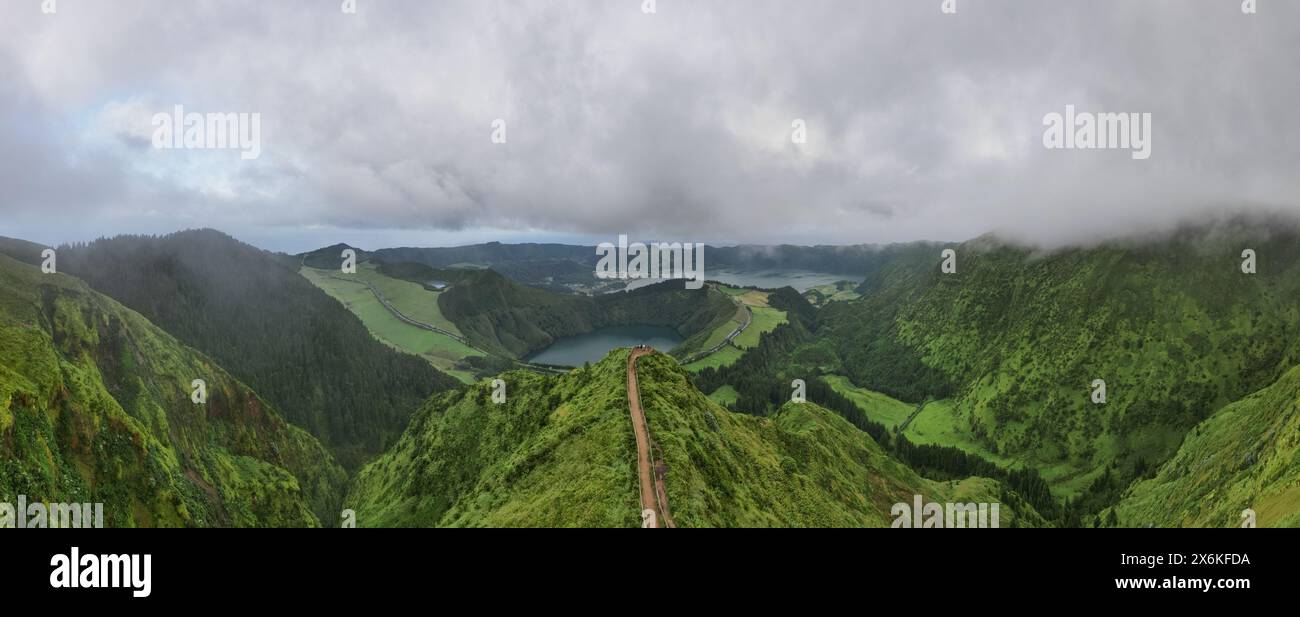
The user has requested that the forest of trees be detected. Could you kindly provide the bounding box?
[57,229,461,469]
[432,270,736,358]
[693,299,1062,524]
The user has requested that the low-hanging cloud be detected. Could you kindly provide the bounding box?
[1,0,1297,251]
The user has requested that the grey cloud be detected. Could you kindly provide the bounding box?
[1,0,1297,250]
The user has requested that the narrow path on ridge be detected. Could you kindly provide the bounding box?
[627,347,676,528]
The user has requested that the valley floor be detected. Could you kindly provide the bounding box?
[300,263,485,382]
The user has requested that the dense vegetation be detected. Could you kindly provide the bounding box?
[433,270,736,358]
[1109,364,1300,527]
[815,221,1300,505]
[370,242,600,292]
[299,262,486,383]
[0,254,345,526]
[346,351,638,526]
[373,242,593,269]
[686,219,1300,524]
[348,350,1046,527]
[692,314,1062,523]
[299,243,367,269]
[10,218,1300,528]
[52,230,461,469]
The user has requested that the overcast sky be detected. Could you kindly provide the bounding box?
[1,0,1297,252]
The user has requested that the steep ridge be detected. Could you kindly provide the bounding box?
[346,352,639,527]
[627,347,674,527]
[51,230,460,469]
[0,254,345,527]
[346,349,1046,527]
[634,352,1028,526]
[1110,365,1300,527]
[817,221,1300,496]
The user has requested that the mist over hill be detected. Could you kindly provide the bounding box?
[50,230,462,469]
[3,215,1299,528]
[713,218,1300,520]
[0,253,345,527]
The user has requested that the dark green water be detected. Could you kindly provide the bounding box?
[526,325,683,367]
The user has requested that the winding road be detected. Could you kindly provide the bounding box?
[329,275,477,345]
[628,346,676,528]
[328,273,567,373]
[896,398,932,433]
[680,301,753,365]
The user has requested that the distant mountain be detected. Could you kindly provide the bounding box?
[0,254,345,526]
[368,240,929,273]
[358,240,926,292]
[54,230,461,469]
[708,242,942,275]
[368,242,598,292]
[299,243,368,269]
[371,241,593,269]
[346,349,1046,527]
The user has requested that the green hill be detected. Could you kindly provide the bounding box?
[367,242,602,292]
[321,256,737,361]
[299,262,486,383]
[51,230,461,469]
[1109,365,1300,528]
[0,236,49,266]
[0,254,345,527]
[346,349,1045,527]
[815,219,1300,498]
[298,243,367,269]
[431,270,736,359]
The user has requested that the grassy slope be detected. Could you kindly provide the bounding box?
[821,224,1300,497]
[639,353,1045,527]
[902,398,1024,473]
[679,285,787,370]
[52,230,457,470]
[1111,365,1300,527]
[822,374,915,429]
[346,353,639,527]
[367,270,460,333]
[304,260,738,380]
[432,268,737,359]
[806,281,862,306]
[694,305,748,352]
[733,306,788,349]
[683,346,744,373]
[0,255,345,527]
[300,264,483,383]
[348,350,1045,527]
[707,385,740,407]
